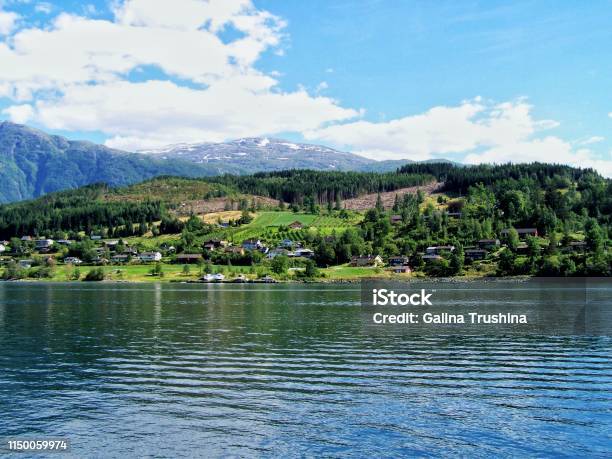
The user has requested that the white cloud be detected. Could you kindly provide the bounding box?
[0,0,358,150]
[34,2,52,14]
[0,8,19,35]
[2,103,33,123]
[306,98,612,177]
[578,136,604,146]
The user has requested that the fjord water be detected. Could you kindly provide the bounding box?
[0,283,610,457]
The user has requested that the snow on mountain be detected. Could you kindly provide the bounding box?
[137,137,376,173]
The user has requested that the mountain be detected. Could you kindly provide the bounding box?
[141,138,463,173]
[139,137,375,173]
[0,122,216,204]
[0,122,453,203]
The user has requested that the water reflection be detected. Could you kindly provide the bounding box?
[0,283,610,457]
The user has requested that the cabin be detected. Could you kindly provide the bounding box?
[242,239,262,251]
[293,248,315,258]
[64,257,82,265]
[391,265,411,274]
[422,254,443,263]
[56,239,73,246]
[288,221,305,230]
[501,228,538,239]
[176,254,203,264]
[426,245,455,256]
[350,255,384,267]
[390,215,403,225]
[139,252,162,262]
[478,239,500,250]
[465,249,487,261]
[388,255,411,266]
[20,236,32,242]
[104,240,120,250]
[91,256,109,265]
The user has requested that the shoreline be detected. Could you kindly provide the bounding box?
[0,275,540,285]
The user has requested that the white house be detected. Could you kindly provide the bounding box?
[293,248,315,258]
[139,252,162,262]
[0,244,5,253]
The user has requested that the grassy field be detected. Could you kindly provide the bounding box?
[23,263,262,283]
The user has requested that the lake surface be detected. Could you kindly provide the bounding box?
[0,282,611,457]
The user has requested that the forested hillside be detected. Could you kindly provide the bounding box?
[0,163,609,278]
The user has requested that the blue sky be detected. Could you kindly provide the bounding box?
[0,0,610,174]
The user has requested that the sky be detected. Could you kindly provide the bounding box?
[0,0,611,175]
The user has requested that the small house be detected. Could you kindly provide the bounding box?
[176,254,203,264]
[0,244,5,254]
[422,254,443,263]
[111,254,130,264]
[225,246,245,256]
[391,265,411,274]
[388,255,410,266]
[288,221,305,230]
[350,255,384,267]
[390,215,403,225]
[501,228,538,239]
[20,236,32,242]
[57,239,73,246]
[64,257,83,265]
[478,239,500,250]
[465,249,487,261]
[293,248,315,258]
[104,240,120,250]
[445,212,462,219]
[139,252,162,262]
[203,239,228,250]
[426,245,455,256]
[91,256,109,265]
[35,239,54,249]
[242,239,262,251]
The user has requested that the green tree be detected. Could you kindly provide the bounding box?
[271,255,289,275]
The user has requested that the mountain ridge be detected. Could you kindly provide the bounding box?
[0,122,454,203]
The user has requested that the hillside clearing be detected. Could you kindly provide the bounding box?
[342,181,442,210]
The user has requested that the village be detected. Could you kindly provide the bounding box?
[0,205,587,283]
